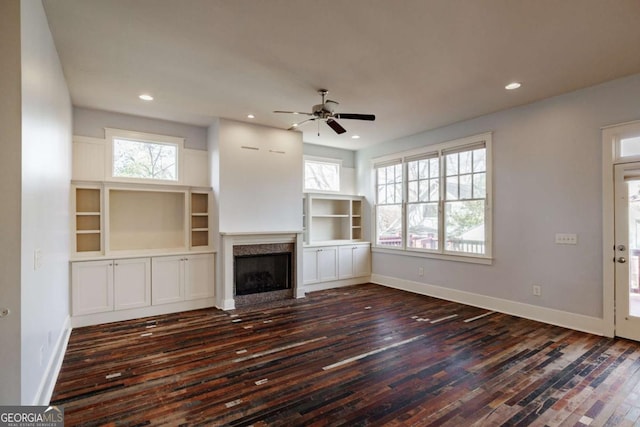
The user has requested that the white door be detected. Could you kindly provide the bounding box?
[303,248,319,284]
[113,258,151,310]
[318,246,338,282]
[151,255,184,305]
[338,246,354,279]
[614,162,640,341]
[353,244,371,277]
[184,253,215,300]
[71,260,113,315]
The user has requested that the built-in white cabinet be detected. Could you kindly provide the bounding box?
[338,244,371,279]
[152,253,215,305]
[303,246,339,285]
[72,257,151,316]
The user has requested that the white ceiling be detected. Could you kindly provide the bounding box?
[42,0,640,150]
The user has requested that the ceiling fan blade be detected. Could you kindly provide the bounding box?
[326,118,347,134]
[274,110,313,116]
[334,113,375,121]
[287,117,316,131]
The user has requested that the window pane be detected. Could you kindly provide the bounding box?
[429,158,439,178]
[418,180,430,202]
[378,167,387,184]
[473,149,486,172]
[394,183,402,203]
[621,137,640,157]
[419,159,429,179]
[446,176,459,200]
[459,174,473,199]
[376,205,403,247]
[113,138,177,181]
[459,151,472,174]
[394,164,403,182]
[408,162,418,181]
[445,200,485,254]
[428,179,439,202]
[408,203,439,250]
[446,153,458,176]
[408,181,418,203]
[473,173,486,199]
[305,161,340,191]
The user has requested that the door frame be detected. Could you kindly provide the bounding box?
[602,119,640,338]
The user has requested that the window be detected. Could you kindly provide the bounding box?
[374,133,492,261]
[105,128,183,183]
[304,157,341,192]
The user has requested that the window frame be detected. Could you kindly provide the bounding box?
[105,128,184,185]
[303,156,342,193]
[372,132,493,264]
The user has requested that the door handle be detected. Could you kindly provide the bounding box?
[617,257,627,263]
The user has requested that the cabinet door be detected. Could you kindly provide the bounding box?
[353,244,371,277]
[152,256,184,305]
[72,260,113,315]
[338,246,355,279]
[114,258,151,310]
[303,248,319,284]
[184,253,215,300]
[317,246,338,282]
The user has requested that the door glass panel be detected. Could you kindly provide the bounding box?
[628,179,640,317]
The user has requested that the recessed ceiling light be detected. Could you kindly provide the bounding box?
[291,123,298,128]
[351,135,361,139]
[247,114,255,119]
[505,82,522,90]
[139,94,154,101]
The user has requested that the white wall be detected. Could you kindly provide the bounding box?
[0,0,23,405]
[357,73,640,324]
[20,0,72,404]
[213,119,303,233]
[73,107,208,150]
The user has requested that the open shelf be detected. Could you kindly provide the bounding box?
[75,187,102,253]
[190,192,210,248]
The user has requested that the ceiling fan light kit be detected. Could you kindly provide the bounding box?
[274,89,375,136]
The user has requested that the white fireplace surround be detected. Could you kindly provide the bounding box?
[220,232,305,310]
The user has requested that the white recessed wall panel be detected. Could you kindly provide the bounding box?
[216,119,303,233]
[108,190,185,251]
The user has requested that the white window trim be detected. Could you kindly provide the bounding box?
[303,155,343,193]
[371,132,493,263]
[105,128,185,185]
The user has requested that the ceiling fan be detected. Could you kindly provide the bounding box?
[274,89,375,135]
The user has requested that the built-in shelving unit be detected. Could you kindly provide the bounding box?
[74,187,102,253]
[305,193,364,244]
[72,182,213,258]
[190,192,210,248]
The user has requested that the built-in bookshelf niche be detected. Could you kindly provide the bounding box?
[109,189,186,251]
[305,193,364,244]
[75,187,101,253]
[190,192,209,248]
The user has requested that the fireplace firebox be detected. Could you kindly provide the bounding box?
[234,252,291,296]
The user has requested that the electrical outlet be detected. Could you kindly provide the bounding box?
[418,267,424,277]
[532,285,542,296]
[555,233,577,245]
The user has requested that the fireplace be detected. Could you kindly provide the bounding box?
[235,252,291,295]
[220,232,304,310]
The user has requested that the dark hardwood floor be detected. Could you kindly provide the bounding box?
[52,284,640,426]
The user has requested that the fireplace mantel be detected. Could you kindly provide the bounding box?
[219,232,305,310]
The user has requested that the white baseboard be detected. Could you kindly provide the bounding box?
[34,315,71,405]
[371,274,605,336]
[303,276,371,294]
